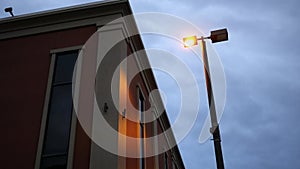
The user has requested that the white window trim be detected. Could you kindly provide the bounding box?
[34,46,81,169]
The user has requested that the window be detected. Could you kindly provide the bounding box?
[172,160,176,169]
[40,50,78,169]
[138,88,145,169]
[164,152,168,169]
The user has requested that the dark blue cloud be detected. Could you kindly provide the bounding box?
[1,0,299,169]
[129,0,300,169]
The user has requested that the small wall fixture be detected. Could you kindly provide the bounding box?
[103,102,108,113]
[4,7,14,17]
[122,108,126,119]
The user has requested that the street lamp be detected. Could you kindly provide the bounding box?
[183,28,228,169]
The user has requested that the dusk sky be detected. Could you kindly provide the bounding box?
[1,0,299,169]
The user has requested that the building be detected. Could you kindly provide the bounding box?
[0,1,185,169]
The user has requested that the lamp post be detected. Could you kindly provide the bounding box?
[183,28,228,169]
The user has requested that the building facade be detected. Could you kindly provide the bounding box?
[0,1,185,169]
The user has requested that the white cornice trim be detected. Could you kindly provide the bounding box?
[0,0,129,40]
[0,0,127,23]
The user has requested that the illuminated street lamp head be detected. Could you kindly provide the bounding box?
[183,28,228,47]
[183,36,198,48]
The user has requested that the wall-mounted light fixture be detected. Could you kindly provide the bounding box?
[4,7,14,17]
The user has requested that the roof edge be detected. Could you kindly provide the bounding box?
[0,0,128,23]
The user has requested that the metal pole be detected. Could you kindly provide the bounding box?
[200,37,225,169]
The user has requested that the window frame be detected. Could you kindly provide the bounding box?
[34,46,81,169]
[164,152,169,169]
[137,85,146,169]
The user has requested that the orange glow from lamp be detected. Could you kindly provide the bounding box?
[183,36,198,48]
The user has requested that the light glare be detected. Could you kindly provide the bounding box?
[183,36,197,48]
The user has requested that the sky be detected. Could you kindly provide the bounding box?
[1,0,300,169]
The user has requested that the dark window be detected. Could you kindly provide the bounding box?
[139,88,145,169]
[53,52,78,84]
[164,153,168,169]
[40,51,78,169]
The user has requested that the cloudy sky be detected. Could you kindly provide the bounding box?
[1,0,300,169]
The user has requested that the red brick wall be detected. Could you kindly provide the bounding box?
[0,26,96,169]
